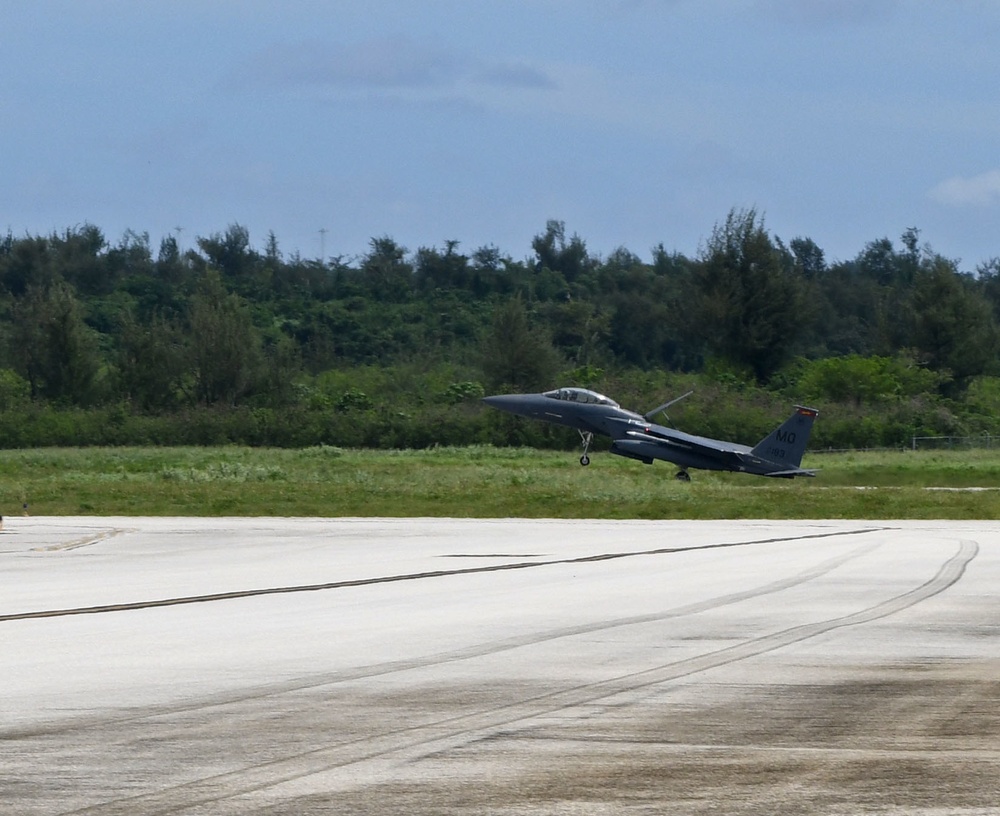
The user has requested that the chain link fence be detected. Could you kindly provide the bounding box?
[910,434,996,451]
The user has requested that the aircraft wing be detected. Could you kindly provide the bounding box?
[633,426,740,457]
[611,428,739,470]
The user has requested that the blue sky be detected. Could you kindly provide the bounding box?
[4,0,1000,269]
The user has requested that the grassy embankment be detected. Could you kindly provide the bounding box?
[2,446,999,519]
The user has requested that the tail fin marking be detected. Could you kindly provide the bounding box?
[750,405,819,468]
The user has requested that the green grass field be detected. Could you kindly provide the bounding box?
[2,445,999,519]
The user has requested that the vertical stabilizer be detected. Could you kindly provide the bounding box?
[750,406,818,467]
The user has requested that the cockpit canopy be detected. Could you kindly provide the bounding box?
[543,387,619,407]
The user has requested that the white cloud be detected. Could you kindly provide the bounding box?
[929,170,1000,207]
[237,38,460,89]
[237,38,554,93]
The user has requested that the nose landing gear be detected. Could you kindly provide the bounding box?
[578,430,593,466]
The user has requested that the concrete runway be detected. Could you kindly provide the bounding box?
[2,517,998,815]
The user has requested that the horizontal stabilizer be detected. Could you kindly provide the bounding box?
[765,467,818,478]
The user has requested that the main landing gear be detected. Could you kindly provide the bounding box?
[578,430,593,466]
[674,470,691,482]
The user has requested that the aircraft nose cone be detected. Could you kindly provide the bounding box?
[482,394,532,416]
[482,394,516,409]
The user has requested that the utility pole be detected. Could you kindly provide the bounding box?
[319,228,328,263]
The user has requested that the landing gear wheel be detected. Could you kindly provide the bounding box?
[580,455,590,466]
[675,470,691,482]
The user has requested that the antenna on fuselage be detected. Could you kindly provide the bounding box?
[644,390,693,424]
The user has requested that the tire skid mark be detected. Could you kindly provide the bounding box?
[31,527,135,553]
[1,526,883,623]
[62,536,979,816]
[5,537,882,741]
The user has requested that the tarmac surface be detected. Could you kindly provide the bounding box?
[2,516,999,815]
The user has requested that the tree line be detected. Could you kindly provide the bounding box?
[2,208,1000,450]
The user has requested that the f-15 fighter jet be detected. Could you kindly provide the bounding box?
[483,387,818,481]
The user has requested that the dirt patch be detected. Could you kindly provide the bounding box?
[272,661,1000,815]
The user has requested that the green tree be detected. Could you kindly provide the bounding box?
[0,234,60,296]
[0,367,30,409]
[692,208,807,381]
[9,281,102,404]
[361,236,412,301]
[532,220,591,287]
[116,310,186,411]
[973,257,1000,321]
[795,353,947,407]
[155,233,189,286]
[789,236,826,279]
[414,240,469,291]
[607,292,670,367]
[257,334,302,408]
[480,295,561,390]
[196,223,255,280]
[849,234,922,354]
[187,272,263,406]
[911,256,998,392]
[543,299,610,366]
[107,230,153,279]
[797,355,900,406]
[53,224,114,297]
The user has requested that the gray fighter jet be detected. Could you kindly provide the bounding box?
[483,387,818,480]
